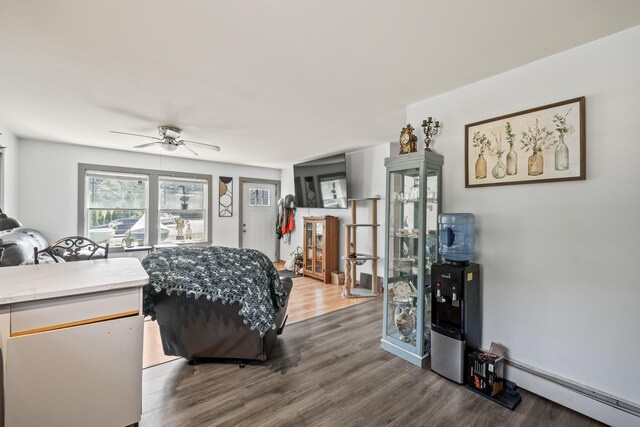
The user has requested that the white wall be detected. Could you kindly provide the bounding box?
[16,139,280,248]
[280,143,396,279]
[0,126,19,216]
[407,27,640,425]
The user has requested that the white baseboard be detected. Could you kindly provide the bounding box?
[506,363,639,426]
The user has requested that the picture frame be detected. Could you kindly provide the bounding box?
[465,97,585,188]
[218,176,233,217]
[317,172,348,209]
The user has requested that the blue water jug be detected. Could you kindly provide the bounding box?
[438,213,475,262]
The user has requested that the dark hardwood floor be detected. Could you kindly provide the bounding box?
[141,299,602,427]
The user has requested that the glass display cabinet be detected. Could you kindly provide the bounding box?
[381,151,443,367]
[302,216,339,283]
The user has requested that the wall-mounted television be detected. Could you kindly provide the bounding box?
[293,153,348,209]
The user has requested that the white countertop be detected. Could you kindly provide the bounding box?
[0,258,149,305]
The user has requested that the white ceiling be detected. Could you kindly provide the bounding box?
[0,1,639,168]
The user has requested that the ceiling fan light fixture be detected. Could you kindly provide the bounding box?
[160,126,181,140]
[111,126,219,155]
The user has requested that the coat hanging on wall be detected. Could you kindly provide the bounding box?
[219,176,233,217]
[277,194,296,244]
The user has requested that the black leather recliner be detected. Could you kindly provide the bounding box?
[152,277,293,362]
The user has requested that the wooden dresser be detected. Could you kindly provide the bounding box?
[302,216,339,283]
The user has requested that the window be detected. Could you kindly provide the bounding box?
[85,171,148,247]
[159,177,208,243]
[79,164,212,249]
[249,188,270,207]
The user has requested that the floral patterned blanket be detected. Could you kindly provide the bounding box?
[142,246,288,336]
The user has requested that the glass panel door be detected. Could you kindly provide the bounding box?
[314,222,324,274]
[424,168,439,354]
[382,151,444,366]
[386,167,420,349]
[425,170,439,275]
[305,222,313,270]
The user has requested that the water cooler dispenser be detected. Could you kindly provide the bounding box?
[431,213,480,384]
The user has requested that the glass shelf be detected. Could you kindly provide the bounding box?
[388,270,418,278]
[390,200,438,204]
[390,234,420,239]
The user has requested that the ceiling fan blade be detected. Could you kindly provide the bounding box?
[133,142,159,149]
[181,144,199,156]
[181,140,221,151]
[110,130,161,140]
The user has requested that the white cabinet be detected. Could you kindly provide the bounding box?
[6,315,143,427]
[0,259,148,427]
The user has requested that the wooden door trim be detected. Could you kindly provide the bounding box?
[238,177,281,262]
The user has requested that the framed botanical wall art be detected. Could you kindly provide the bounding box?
[465,97,585,187]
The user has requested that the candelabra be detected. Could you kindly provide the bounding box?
[421,117,441,152]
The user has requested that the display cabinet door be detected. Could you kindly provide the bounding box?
[382,152,444,366]
[423,167,440,354]
[305,222,313,271]
[314,222,324,275]
[385,167,421,351]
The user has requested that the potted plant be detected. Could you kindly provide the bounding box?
[472,131,491,179]
[552,108,574,171]
[123,229,135,248]
[180,194,190,210]
[490,130,507,179]
[520,119,556,176]
[505,121,518,175]
[179,185,190,210]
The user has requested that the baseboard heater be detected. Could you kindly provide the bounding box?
[506,358,640,418]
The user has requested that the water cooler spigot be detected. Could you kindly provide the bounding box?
[436,288,446,303]
[452,291,459,307]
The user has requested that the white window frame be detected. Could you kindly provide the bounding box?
[78,164,213,251]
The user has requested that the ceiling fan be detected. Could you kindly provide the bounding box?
[110,126,220,156]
